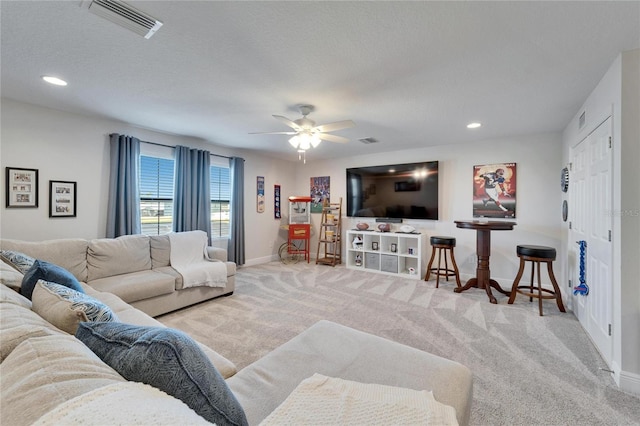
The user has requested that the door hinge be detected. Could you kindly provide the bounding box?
[608,230,612,242]
[608,324,612,336]
[608,136,612,149]
[568,279,572,288]
[569,162,573,171]
[569,221,572,229]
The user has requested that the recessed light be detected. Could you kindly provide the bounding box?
[467,122,482,129]
[42,76,68,86]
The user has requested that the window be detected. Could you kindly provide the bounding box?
[210,165,230,238]
[139,146,231,238]
[140,155,174,235]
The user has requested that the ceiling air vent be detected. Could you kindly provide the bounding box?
[359,137,379,144]
[88,0,163,39]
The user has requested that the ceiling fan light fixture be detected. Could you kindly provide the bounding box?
[298,133,312,150]
[310,133,322,148]
[289,135,300,148]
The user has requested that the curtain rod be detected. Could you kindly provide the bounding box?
[140,140,232,160]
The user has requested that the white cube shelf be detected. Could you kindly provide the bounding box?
[346,230,426,279]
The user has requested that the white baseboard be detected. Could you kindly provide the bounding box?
[242,254,278,267]
[617,367,640,396]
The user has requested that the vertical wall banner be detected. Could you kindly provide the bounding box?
[473,163,517,218]
[257,176,265,213]
[310,176,330,213]
[274,184,281,219]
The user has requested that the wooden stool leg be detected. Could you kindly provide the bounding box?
[508,258,525,304]
[425,248,436,281]
[536,261,543,316]
[436,248,443,288]
[547,261,566,313]
[449,248,461,288]
[443,249,450,282]
[529,262,535,302]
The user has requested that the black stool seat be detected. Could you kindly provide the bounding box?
[517,245,556,259]
[508,244,565,316]
[425,236,461,289]
[431,236,456,246]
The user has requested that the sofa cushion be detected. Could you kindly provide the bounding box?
[21,259,85,300]
[0,249,36,274]
[1,239,89,282]
[76,322,248,426]
[0,335,126,426]
[0,286,65,361]
[1,260,25,291]
[88,270,176,303]
[32,281,118,334]
[87,234,151,281]
[150,234,171,268]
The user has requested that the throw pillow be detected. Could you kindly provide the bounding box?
[21,259,84,300]
[75,322,248,426]
[0,250,36,274]
[31,281,118,334]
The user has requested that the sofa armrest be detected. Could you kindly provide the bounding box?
[206,247,228,262]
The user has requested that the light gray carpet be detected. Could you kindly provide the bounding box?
[158,261,640,425]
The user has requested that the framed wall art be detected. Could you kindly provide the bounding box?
[49,180,76,217]
[274,184,281,219]
[257,176,265,213]
[5,167,38,208]
[310,176,330,213]
[473,163,517,218]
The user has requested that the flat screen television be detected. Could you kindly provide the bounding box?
[346,161,439,221]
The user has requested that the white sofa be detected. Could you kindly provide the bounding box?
[1,232,235,317]
[0,243,473,425]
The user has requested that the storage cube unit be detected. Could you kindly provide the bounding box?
[346,230,426,279]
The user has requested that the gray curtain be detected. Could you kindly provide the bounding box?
[173,145,211,239]
[106,134,141,238]
[228,156,245,265]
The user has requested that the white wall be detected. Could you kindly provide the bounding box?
[294,133,563,288]
[562,49,640,395]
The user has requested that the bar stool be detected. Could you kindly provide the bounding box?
[425,236,461,289]
[508,245,566,316]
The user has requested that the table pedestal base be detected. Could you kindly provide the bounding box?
[455,277,510,304]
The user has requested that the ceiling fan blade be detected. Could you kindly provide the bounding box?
[314,120,355,133]
[249,131,297,135]
[318,133,349,144]
[272,115,302,131]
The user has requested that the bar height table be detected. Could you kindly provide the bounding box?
[454,220,516,304]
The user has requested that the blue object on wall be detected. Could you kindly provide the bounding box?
[573,240,589,296]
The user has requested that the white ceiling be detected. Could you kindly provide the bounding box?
[1,1,639,161]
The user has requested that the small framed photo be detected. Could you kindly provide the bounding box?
[49,180,76,218]
[6,167,38,208]
[372,241,379,251]
[391,243,397,253]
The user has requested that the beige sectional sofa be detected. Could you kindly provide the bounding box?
[1,233,236,317]
[0,237,474,425]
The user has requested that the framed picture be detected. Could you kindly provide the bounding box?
[5,167,38,208]
[390,243,397,253]
[49,180,76,217]
[372,241,379,251]
[310,176,330,213]
[257,176,265,213]
[274,184,281,219]
[473,163,517,218]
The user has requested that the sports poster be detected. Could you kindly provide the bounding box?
[310,176,330,213]
[257,176,265,213]
[473,163,517,218]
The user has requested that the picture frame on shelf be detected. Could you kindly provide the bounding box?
[372,241,379,251]
[5,167,38,208]
[49,180,76,218]
[390,243,397,253]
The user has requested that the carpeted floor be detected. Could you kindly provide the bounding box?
[158,261,640,425]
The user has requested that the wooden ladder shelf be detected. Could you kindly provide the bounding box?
[316,197,342,266]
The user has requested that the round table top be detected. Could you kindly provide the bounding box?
[454,220,516,230]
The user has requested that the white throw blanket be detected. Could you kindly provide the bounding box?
[33,382,210,425]
[169,230,227,288]
[260,373,459,426]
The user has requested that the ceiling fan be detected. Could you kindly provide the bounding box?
[250,104,355,151]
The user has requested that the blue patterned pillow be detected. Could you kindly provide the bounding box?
[31,281,118,334]
[0,250,36,274]
[76,322,248,426]
[21,259,84,300]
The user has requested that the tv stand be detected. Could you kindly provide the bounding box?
[346,230,426,279]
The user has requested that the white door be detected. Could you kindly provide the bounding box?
[569,117,613,365]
